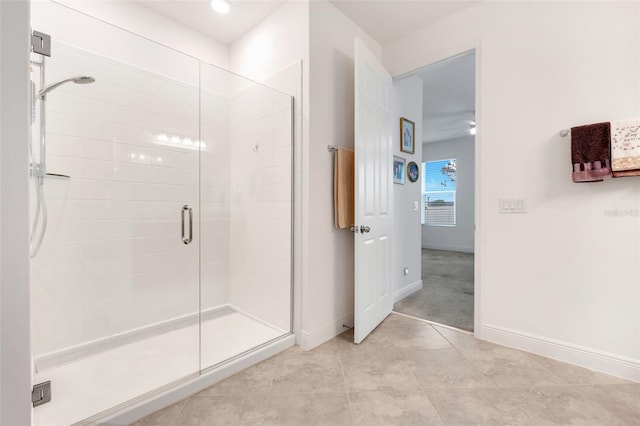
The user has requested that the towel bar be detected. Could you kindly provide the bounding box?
[327,145,353,152]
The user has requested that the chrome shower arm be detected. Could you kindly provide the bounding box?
[38,78,75,99]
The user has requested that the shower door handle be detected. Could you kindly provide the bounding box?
[181,205,193,244]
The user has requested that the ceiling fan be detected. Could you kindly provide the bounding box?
[439,119,476,135]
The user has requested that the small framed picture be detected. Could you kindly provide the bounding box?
[407,161,419,183]
[400,117,415,154]
[393,156,406,184]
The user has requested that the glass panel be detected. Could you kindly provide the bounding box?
[30,4,200,424]
[200,62,293,370]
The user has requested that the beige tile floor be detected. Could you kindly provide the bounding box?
[133,314,640,425]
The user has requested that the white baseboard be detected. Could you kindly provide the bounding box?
[481,323,640,383]
[422,243,474,253]
[393,280,423,303]
[299,314,353,351]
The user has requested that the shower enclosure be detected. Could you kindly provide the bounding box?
[30,3,293,424]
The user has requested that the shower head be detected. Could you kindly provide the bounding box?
[73,76,95,84]
[39,76,95,99]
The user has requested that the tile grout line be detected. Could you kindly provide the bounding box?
[430,319,482,369]
[396,323,451,426]
[268,354,277,393]
[265,349,283,412]
[257,354,278,422]
[337,342,357,426]
[391,311,474,335]
[427,319,511,394]
[429,323,590,392]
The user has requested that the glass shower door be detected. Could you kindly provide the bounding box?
[199,63,294,370]
[30,3,201,424]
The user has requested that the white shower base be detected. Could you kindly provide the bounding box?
[32,308,287,426]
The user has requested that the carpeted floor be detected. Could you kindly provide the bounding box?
[394,248,474,331]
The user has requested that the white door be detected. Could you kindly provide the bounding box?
[354,39,393,344]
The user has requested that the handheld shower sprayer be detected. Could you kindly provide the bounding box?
[38,76,95,99]
[30,74,95,258]
[32,75,95,179]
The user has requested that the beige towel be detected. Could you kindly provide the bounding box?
[334,148,354,229]
[611,117,640,178]
[612,169,640,177]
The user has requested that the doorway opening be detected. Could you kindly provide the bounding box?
[392,50,476,332]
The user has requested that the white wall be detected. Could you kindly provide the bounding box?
[0,0,32,423]
[228,80,293,331]
[302,0,383,348]
[229,0,308,343]
[229,1,308,83]
[392,76,423,302]
[422,136,475,253]
[55,0,228,68]
[384,1,640,380]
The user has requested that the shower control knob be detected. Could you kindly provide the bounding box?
[360,225,371,233]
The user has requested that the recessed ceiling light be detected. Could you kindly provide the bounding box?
[211,0,231,14]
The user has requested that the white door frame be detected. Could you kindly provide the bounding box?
[392,42,484,339]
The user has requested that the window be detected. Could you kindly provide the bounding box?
[422,159,456,226]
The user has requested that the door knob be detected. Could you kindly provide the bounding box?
[360,225,371,233]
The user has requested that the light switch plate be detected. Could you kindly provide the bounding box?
[499,197,526,213]
[413,201,419,211]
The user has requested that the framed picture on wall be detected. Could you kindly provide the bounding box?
[393,156,406,184]
[407,161,419,183]
[400,117,415,154]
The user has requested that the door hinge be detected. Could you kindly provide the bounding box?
[31,30,51,57]
[32,381,51,407]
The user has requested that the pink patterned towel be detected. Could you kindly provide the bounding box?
[611,117,640,178]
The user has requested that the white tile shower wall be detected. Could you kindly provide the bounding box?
[199,62,235,314]
[31,42,211,356]
[264,62,302,339]
[200,87,231,311]
[228,79,293,332]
